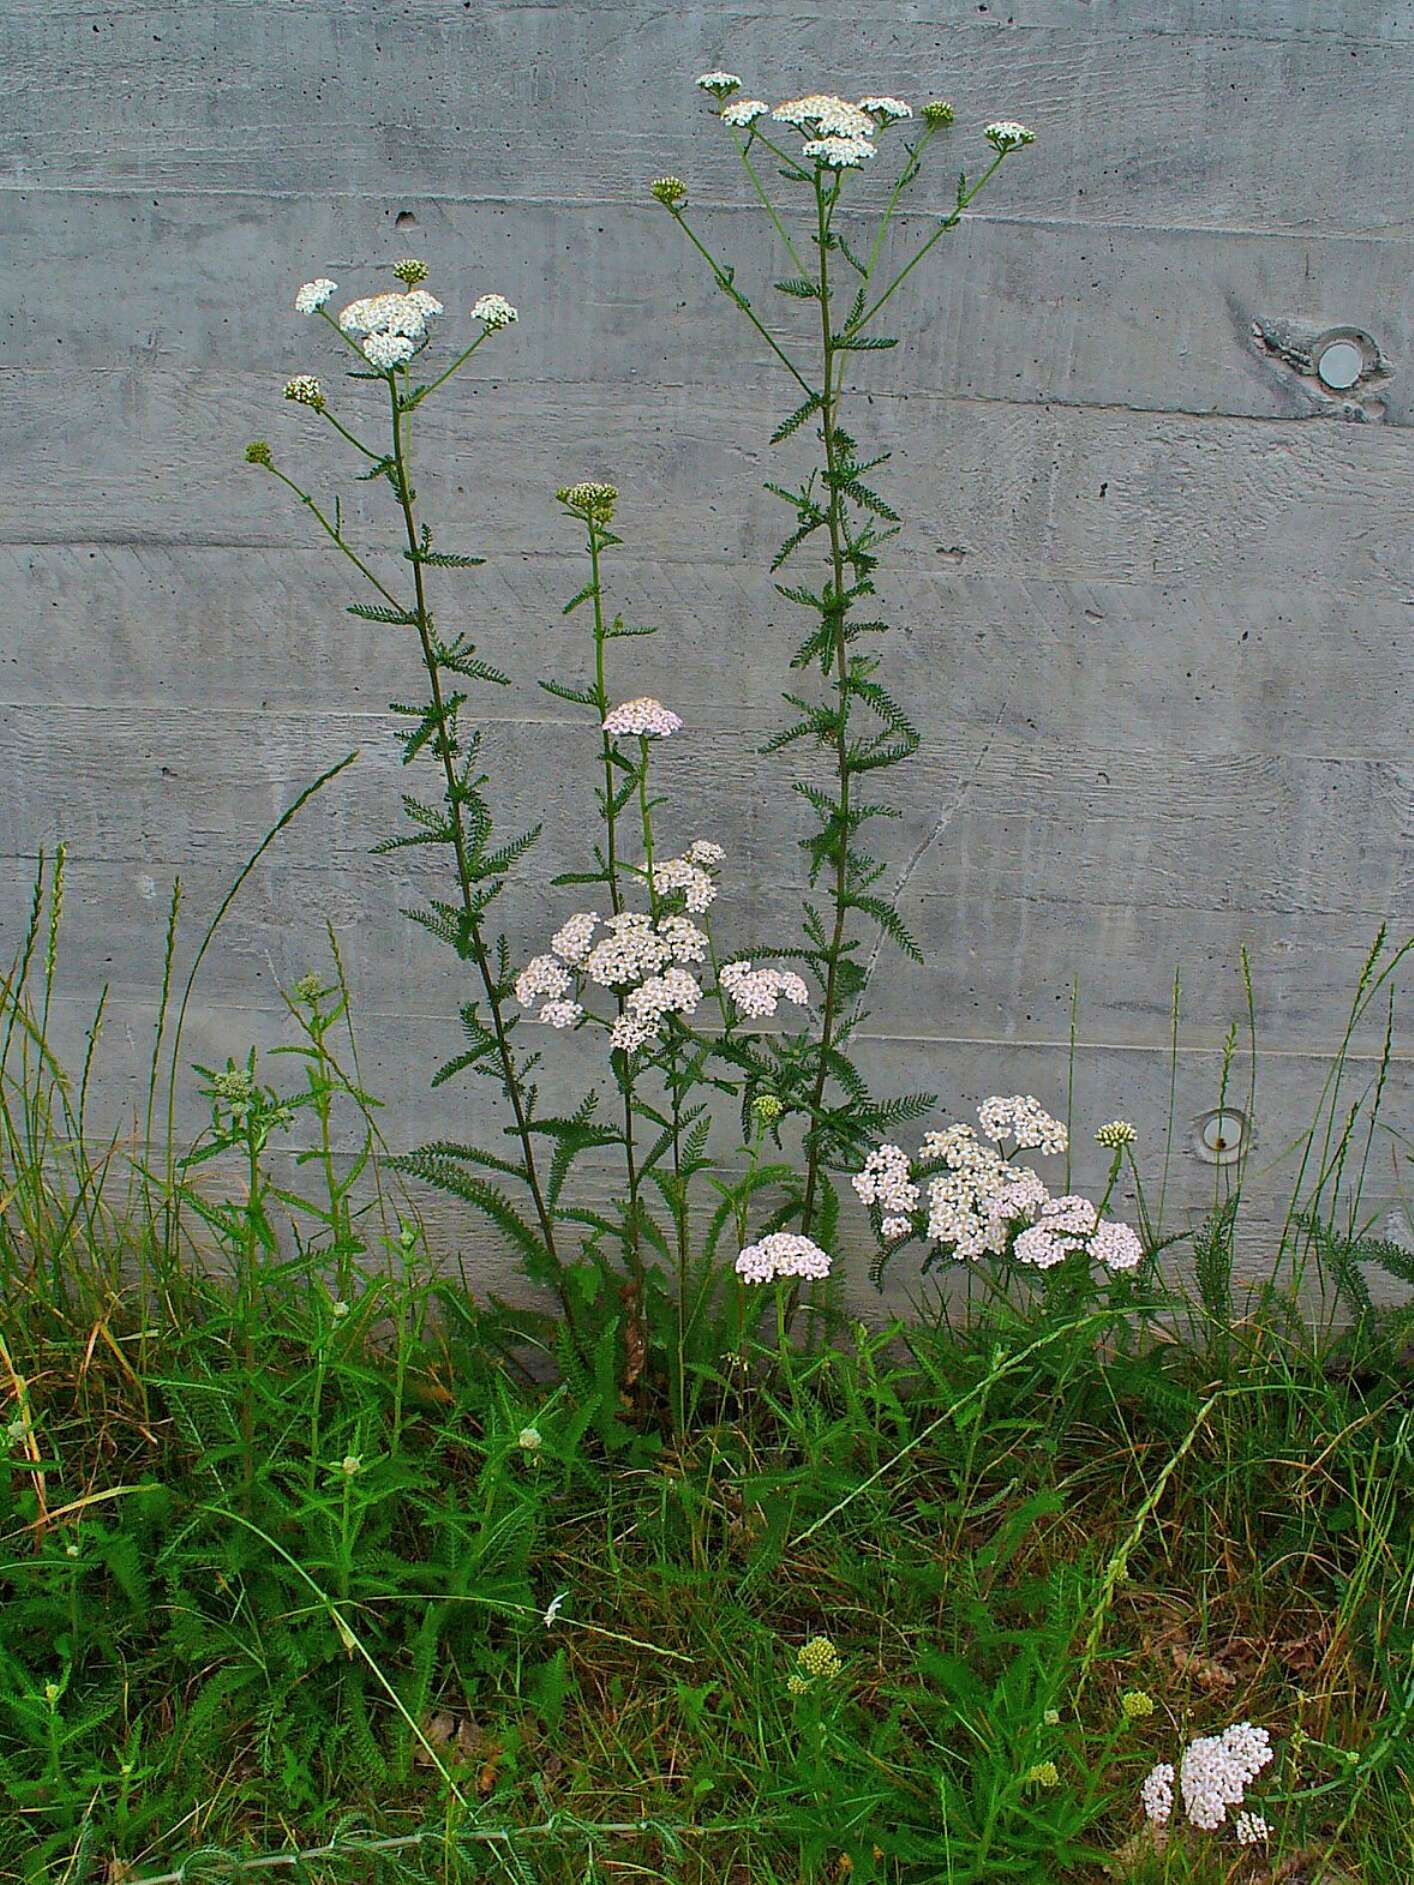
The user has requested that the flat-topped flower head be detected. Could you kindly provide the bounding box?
[1179,1723,1273,1831]
[651,855,716,912]
[922,99,955,128]
[392,257,429,285]
[686,838,725,866]
[735,1231,831,1284]
[602,696,683,739]
[339,290,438,340]
[1090,1218,1143,1271]
[696,70,742,98]
[650,175,688,208]
[978,1094,1067,1155]
[363,331,416,370]
[985,119,1035,152]
[294,277,337,314]
[515,954,570,1007]
[473,292,518,330]
[556,479,618,523]
[537,999,583,1029]
[721,97,769,128]
[803,135,877,169]
[858,95,912,122]
[774,93,876,138]
[283,374,324,409]
[550,911,599,964]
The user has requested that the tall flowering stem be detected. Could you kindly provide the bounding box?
[249,274,580,1332]
[660,89,1034,1272]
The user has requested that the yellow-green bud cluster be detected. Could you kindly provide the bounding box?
[293,971,323,1003]
[1025,1761,1060,1788]
[393,257,429,285]
[797,1636,842,1681]
[556,480,619,523]
[1121,1689,1156,1721]
[922,100,955,128]
[752,1093,784,1124]
[245,440,273,466]
[211,1067,256,1104]
[650,175,688,209]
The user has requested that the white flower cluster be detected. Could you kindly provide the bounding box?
[735,1231,831,1284]
[651,854,716,912]
[1142,1724,1274,1837]
[517,904,712,1055]
[858,95,912,122]
[984,119,1035,152]
[472,292,518,330]
[721,97,769,128]
[774,94,877,137]
[295,278,337,315]
[1140,1762,1174,1827]
[802,135,876,169]
[720,960,809,1019]
[852,1100,1143,1272]
[338,288,444,368]
[602,696,683,739]
[976,1093,1068,1154]
[696,70,742,98]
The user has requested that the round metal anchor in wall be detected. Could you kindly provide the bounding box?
[1314,330,1373,392]
[1192,1107,1252,1166]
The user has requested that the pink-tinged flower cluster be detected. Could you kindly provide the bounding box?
[651,855,716,912]
[735,1231,831,1284]
[1142,1724,1274,1837]
[1179,1723,1273,1832]
[1140,1762,1174,1828]
[720,961,810,1019]
[851,1099,1145,1274]
[602,696,682,739]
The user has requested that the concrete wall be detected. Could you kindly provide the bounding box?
[2,1,1410,1292]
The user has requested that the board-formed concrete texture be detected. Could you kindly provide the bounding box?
[2,1,1410,1299]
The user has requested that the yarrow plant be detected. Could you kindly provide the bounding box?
[655,73,1039,1289]
[1141,1722,1275,1845]
[246,77,1096,1412]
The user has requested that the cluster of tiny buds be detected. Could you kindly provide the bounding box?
[1096,1118,1138,1149]
[1024,1762,1060,1789]
[602,696,683,739]
[1121,1689,1156,1721]
[795,1635,843,1681]
[752,1092,784,1125]
[650,175,688,208]
[557,480,619,523]
[283,375,324,410]
[393,257,429,285]
[245,441,273,466]
[211,1066,256,1105]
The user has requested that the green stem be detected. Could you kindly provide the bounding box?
[859,153,1006,329]
[799,175,852,1246]
[731,134,808,274]
[586,520,644,1283]
[671,213,815,397]
[384,378,567,1302]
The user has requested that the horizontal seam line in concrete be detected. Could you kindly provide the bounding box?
[5,697,1414,764]
[4,367,1409,435]
[0,180,1409,246]
[28,989,1411,1064]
